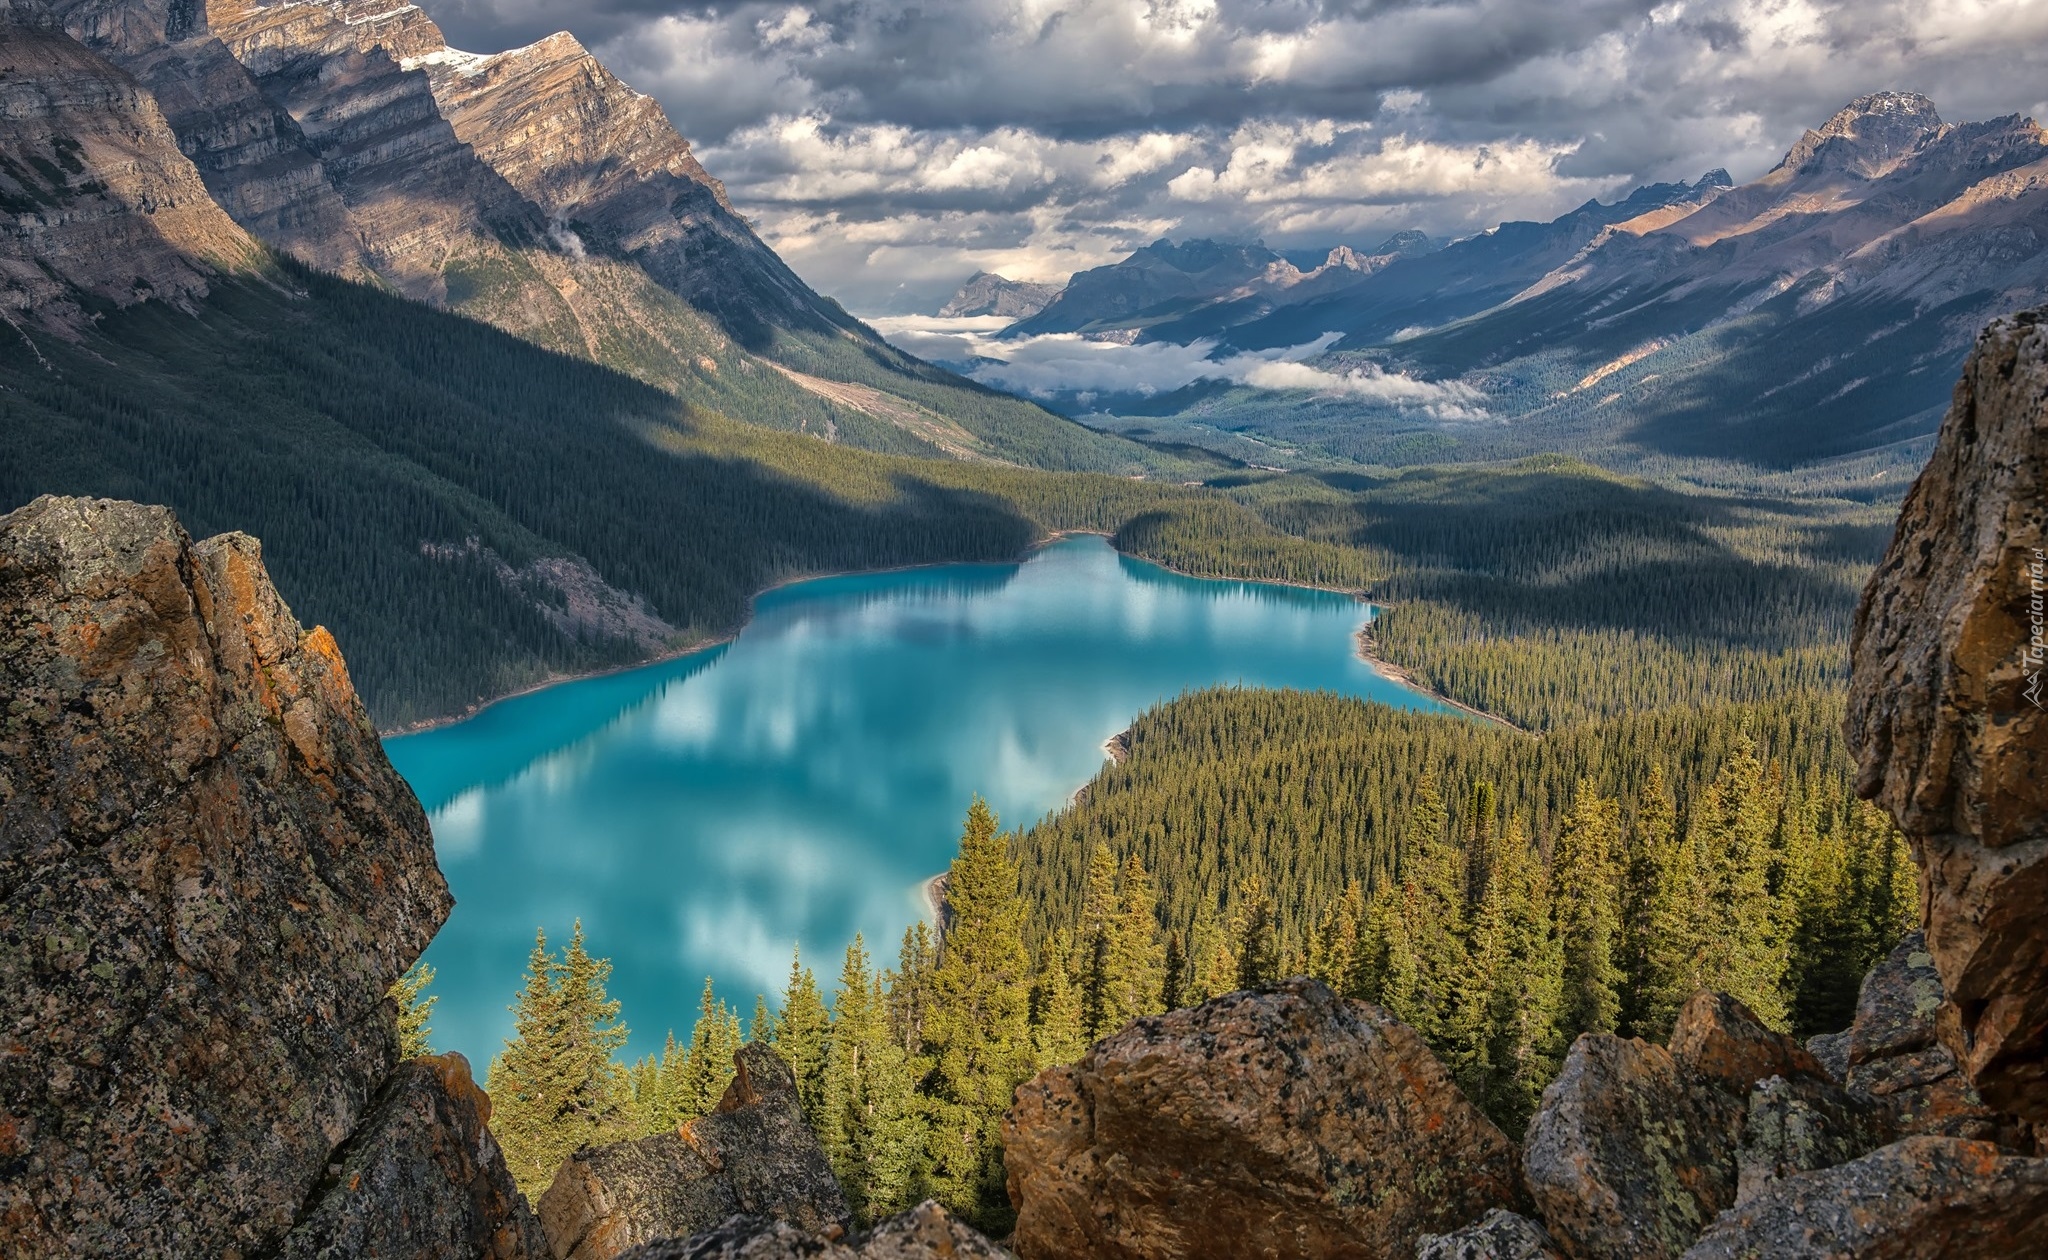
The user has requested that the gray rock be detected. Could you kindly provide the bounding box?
[1734,1074,1891,1205]
[1523,1033,1744,1260]
[1415,1209,1564,1259]
[279,1053,548,1260]
[1683,1136,2048,1259]
[538,1043,849,1260]
[1805,1031,1850,1084]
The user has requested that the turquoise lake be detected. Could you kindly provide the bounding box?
[384,535,1450,1064]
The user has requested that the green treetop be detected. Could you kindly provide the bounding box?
[391,960,437,1059]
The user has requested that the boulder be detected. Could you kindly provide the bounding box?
[1682,1136,2048,1259]
[1733,1074,1890,1205]
[538,1043,850,1259]
[616,1201,1009,1259]
[1415,1209,1565,1260]
[0,497,453,1257]
[1668,993,1828,1101]
[1522,1033,1744,1260]
[280,1052,549,1259]
[1846,306,2048,1122]
[1804,1031,1850,1083]
[1001,977,1523,1260]
[1842,933,2030,1147]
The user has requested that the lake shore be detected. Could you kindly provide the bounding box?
[1352,626,1525,732]
[378,530,1496,738]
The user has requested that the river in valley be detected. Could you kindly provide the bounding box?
[384,535,1451,1064]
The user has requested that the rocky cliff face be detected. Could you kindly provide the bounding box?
[0,495,539,1258]
[940,271,1064,320]
[0,24,256,330]
[1847,307,2048,1122]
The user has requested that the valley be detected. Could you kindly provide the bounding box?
[2,0,2044,1257]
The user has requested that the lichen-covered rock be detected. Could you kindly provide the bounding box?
[1415,1209,1565,1260]
[1805,1031,1850,1083]
[280,1052,549,1259]
[1846,306,2048,1122]
[1734,1074,1892,1205]
[1682,1136,2048,1259]
[0,497,452,1257]
[538,1043,849,1260]
[1842,933,2032,1148]
[616,1201,1009,1260]
[1002,978,1523,1260]
[1522,1033,1744,1260]
[1669,993,1828,1101]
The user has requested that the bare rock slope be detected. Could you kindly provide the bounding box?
[0,495,536,1258]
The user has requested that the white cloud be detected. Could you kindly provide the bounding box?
[865,317,1488,414]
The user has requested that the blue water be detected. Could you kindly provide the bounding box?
[384,536,1450,1064]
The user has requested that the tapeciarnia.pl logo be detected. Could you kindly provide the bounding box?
[2027,546,2046,710]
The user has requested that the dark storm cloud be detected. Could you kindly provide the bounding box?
[413,0,2048,312]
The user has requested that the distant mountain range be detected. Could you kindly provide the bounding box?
[975,93,2048,472]
[940,271,1064,319]
[0,0,1138,471]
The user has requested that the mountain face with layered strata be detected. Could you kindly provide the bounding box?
[3,0,1129,469]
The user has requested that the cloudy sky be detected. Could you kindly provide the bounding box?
[421,0,2048,314]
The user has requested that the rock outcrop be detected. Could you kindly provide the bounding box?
[1523,994,1832,1260]
[0,496,456,1256]
[1839,932,2030,1145]
[1846,306,2048,1122]
[1681,1136,2048,1260]
[1001,978,1522,1260]
[0,24,257,329]
[538,1043,850,1260]
[280,1052,549,1260]
[618,1201,1010,1260]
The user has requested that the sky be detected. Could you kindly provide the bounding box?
[420,0,2048,315]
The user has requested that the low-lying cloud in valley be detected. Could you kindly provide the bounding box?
[421,0,2048,313]
[866,318,1487,417]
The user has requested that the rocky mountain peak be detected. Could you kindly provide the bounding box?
[939,270,1063,319]
[1782,90,1946,178]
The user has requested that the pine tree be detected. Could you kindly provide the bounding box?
[1186,910,1234,1005]
[679,977,743,1118]
[1161,930,1189,1011]
[1077,843,1121,1038]
[1402,775,1467,1040]
[1617,766,1679,1038]
[1350,882,1419,1021]
[887,921,936,1059]
[776,946,832,1129]
[1690,736,1791,1027]
[1228,875,1280,989]
[1552,781,1622,1038]
[1031,930,1088,1068]
[391,960,437,1059]
[1478,820,1564,1135]
[750,994,772,1044]
[1307,880,1365,990]
[1102,852,1166,1029]
[487,925,630,1198]
[1464,780,1500,909]
[922,799,1034,1232]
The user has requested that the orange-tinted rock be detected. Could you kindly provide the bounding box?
[1681,1136,2048,1260]
[1669,992,1828,1100]
[1846,306,2048,1122]
[0,497,451,1257]
[1001,978,1522,1260]
[1522,1033,1745,1260]
[280,1052,548,1259]
[537,1044,848,1260]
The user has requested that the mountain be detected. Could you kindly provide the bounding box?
[1006,238,1293,336]
[940,270,1065,319]
[1104,93,2048,471]
[4,0,1142,471]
